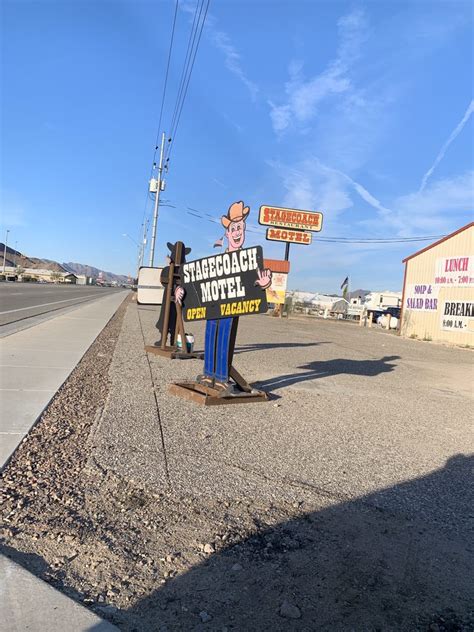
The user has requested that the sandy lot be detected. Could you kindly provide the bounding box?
[1,299,472,631]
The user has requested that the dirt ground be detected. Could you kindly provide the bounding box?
[1,298,473,631]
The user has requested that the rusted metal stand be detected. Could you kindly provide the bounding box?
[168,376,268,406]
[169,319,268,405]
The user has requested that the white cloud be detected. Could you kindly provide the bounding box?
[180,2,258,100]
[268,8,368,133]
[314,159,392,216]
[211,30,258,101]
[419,99,474,192]
[394,170,474,232]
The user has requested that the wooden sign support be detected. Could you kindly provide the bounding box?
[145,241,202,360]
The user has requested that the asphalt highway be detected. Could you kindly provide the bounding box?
[0,282,124,329]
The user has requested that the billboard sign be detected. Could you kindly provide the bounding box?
[434,256,474,286]
[181,246,268,322]
[259,205,323,232]
[441,301,474,332]
[266,271,288,304]
[404,283,439,311]
[266,227,312,245]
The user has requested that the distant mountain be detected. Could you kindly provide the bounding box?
[63,262,128,284]
[0,243,67,272]
[0,243,127,282]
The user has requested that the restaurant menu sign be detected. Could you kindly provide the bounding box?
[181,246,268,321]
[259,205,323,232]
[434,256,474,286]
[266,227,312,245]
[441,301,474,332]
[404,284,439,311]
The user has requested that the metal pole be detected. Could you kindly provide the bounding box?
[139,218,148,269]
[284,242,290,261]
[149,132,166,267]
[2,229,10,273]
[13,241,18,267]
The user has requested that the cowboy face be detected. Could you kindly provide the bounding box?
[226,219,246,251]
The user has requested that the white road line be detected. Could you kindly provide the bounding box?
[0,293,101,315]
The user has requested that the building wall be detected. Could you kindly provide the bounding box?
[401,225,474,345]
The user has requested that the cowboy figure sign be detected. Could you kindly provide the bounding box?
[175,201,271,396]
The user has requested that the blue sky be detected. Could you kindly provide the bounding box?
[2,0,473,291]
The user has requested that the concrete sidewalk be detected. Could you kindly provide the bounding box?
[0,290,128,467]
[1,556,118,632]
[1,291,126,632]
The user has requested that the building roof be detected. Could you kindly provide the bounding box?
[263,259,290,273]
[402,222,474,263]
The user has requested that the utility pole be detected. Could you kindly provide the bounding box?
[148,132,166,267]
[139,217,149,269]
[2,229,10,274]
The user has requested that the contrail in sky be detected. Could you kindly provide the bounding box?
[419,99,474,193]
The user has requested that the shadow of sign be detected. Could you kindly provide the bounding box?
[254,355,401,391]
[83,454,473,631]
[234,341,328,355]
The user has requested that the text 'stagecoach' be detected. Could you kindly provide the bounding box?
[181,246,268,321]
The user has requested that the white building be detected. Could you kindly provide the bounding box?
[364,291,402,311]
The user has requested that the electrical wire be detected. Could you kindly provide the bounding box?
[166,0,210,162]
[139,0,180,263]
[182,206,447,243]
[168,0,202,140]
[153,0,180,164]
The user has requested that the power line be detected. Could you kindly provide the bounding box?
[312,236,445,243]
[140,0,180,264]
[183,207,446,243]
[166,0,210,162]
[168,0,202,140]
[153,0,180,164]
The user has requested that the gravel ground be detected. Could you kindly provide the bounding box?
[1,299,473,632]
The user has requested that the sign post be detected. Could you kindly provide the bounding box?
[145,241,201,360]
[259,204,323,298]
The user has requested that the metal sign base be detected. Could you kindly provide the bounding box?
[169,380,268,406]
[144,345,203,360]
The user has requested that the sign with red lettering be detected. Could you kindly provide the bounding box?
[434,256,474,286]
[259,206,323,232]
[266,227,312,245]
[404,284,439,311]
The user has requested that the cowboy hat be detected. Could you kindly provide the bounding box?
[221,201,250,228]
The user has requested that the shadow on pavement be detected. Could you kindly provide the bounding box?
[255,355,400,391]
[234,341,327,355]
[87,454,472,632]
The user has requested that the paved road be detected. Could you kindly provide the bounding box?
[0,283,123,329]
